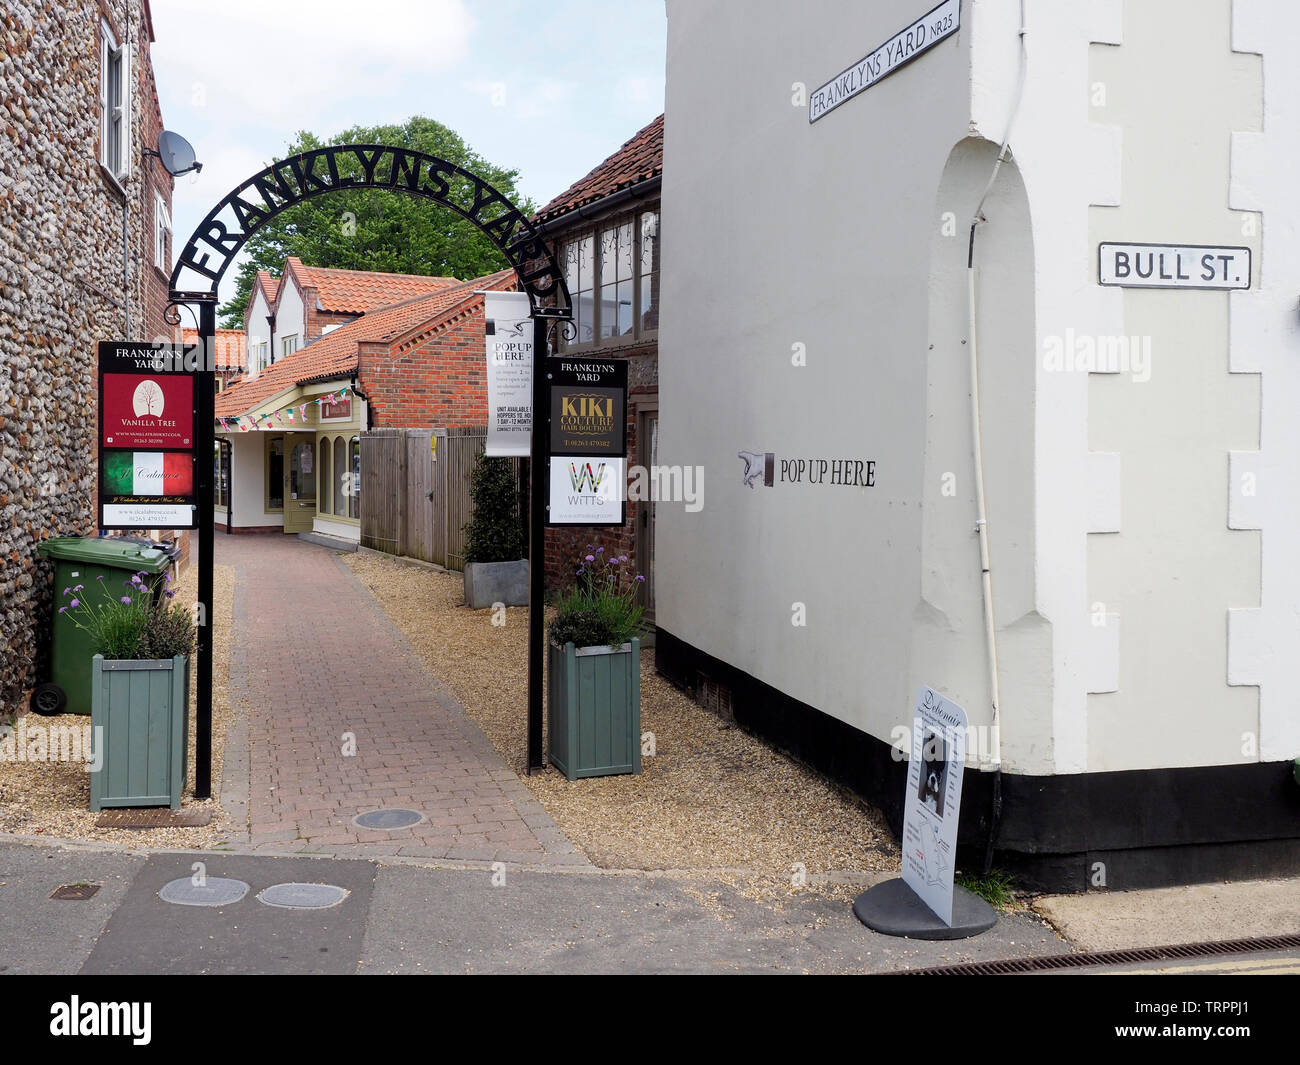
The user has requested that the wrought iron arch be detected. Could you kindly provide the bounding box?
[168,143,571,316]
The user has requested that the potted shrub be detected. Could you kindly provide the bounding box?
[60,570,195,810]
[547,547,644,781]
[462,451,528,608]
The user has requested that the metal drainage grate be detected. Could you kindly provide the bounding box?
[902,932,1300,975]
[352,808,424,831]
[49,883,100,901]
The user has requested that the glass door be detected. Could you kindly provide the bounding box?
[284,437,316,533]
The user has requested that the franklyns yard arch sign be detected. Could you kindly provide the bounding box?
[169,144,572,798]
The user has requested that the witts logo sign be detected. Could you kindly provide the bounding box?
[568,460,610,492]
[549,456,625,525]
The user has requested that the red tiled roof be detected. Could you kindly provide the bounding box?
[534,114,663,225]
[283,257,461,315]
[255,270,278,305]
[182,328,245,370]
[215,268,516,419]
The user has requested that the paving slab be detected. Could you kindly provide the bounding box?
[0,843,145,974]
[80,852,376,974]
[360,864,1068,974]
[1033,877,1300,953]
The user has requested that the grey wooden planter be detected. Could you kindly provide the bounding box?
[90,654,189,811]
[548,637,641,781]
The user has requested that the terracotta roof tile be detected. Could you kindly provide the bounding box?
[534,114,663,225]
[255,270,278,305]
[215,268,516,419]
[182,328,245,370]
[283,256,461,315]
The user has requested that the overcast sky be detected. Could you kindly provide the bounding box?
[150,0,666,305]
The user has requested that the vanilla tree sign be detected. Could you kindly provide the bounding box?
[809,0,961,123]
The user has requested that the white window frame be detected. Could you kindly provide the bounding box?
[153,190,171,271]
[99,20,131,185]
[281,335,299,361]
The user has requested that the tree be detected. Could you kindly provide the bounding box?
[463,452,524,564]
[218,117,535,328]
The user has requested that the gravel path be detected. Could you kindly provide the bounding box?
[345,550,900,884]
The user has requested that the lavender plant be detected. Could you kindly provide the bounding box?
[549,546,645,649]
[60,570,194,660]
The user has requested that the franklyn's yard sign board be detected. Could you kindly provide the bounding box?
[547,357,627,527]
[483,290,535,457]
[1098,242,1252,290]
[901,687,968,925]
[809,0,960,123]
[98,341,198,529]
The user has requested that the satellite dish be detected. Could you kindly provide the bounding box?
[156,130,202,176]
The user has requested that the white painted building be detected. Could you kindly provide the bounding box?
[655,0,1300,890]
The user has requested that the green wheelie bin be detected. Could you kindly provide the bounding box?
[31,537,176,716]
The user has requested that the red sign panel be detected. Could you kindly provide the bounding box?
[101,371,193,449]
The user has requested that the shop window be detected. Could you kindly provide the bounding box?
[333,436,346,516]
[319,435,332,516]
[349,435,361,519]
[214,441,230,508]
[559,208,658,351]
[267,438,284,511]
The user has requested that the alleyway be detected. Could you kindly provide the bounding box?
[216,534,584,865]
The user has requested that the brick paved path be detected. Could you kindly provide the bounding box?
[215,534,585,865]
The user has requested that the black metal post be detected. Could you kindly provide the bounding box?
[194,299,216,798]
[526,316,549,773]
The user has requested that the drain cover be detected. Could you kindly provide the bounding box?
[50,883,100,901]
[257,883,350,910]
[352,808,424,830]
[158,876,249,907]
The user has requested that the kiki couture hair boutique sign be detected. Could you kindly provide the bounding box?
[98,341,198,529]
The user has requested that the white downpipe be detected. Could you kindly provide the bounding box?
[966,263,1001,771]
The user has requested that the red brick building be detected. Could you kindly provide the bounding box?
[532,115,664,613]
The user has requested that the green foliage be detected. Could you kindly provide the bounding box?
[60,571,194,661]
[462,452,523,564]
[219,117,534,327]
[955,869,1017,910]
[549,547,645,650]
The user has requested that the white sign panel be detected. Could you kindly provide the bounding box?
[809,0,961,123]
[548,457,625,525]
[1098,243,1251,289]
[484,290,533,456]
[102,503,194,526]
[901,686,968,925]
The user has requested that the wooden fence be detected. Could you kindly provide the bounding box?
[360,427,518,571]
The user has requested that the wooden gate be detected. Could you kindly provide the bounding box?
[360,428,514,570]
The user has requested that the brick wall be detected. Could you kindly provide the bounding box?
[361,303,489,429]
[0,0,170,712]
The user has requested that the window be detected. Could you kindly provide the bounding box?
[252,340,269,373]
[214,441,230,508]
[349,435,361,519]
[154,190,171,271]
[99,22,130,182]
[333,436,346,516]
[281,335,299,360]
[560,209,658,350]
[267,437,284,511]
[318,435,332,517]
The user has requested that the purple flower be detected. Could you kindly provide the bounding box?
[585,554,595,562]
[73,584,83,592]
[62,586,70,596]
[58,606,67,614]
[120,596,132,605]
[576,568,584,576]
[69,598,79,608]
[95,574,105,581]
[165,590,175,599]
[635,575,645,583]
[596,547,604,554]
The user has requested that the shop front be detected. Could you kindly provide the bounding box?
[214,380,364,542]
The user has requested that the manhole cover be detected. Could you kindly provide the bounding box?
[257,883,350,910]
[352,809,424,830]
[158,876,249,907]
[50,883,100,901]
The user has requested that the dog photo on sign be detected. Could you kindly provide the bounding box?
[918,728,948,817]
